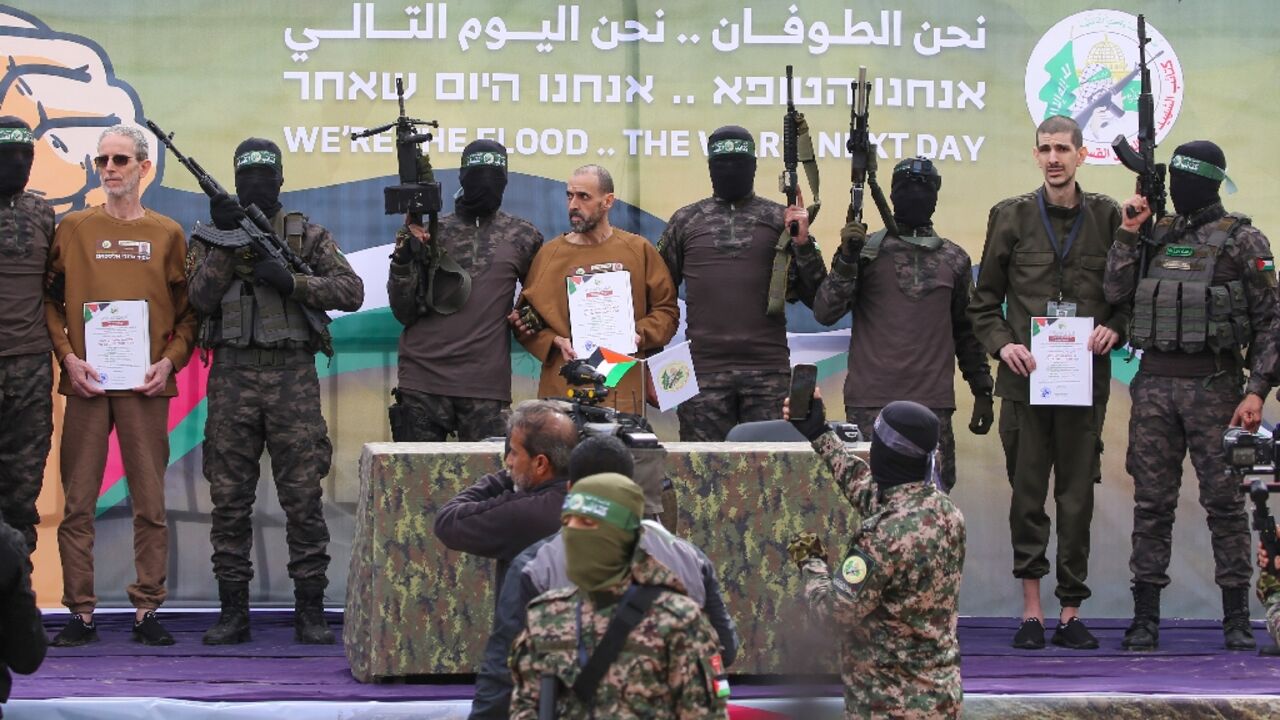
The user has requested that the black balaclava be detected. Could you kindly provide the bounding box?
[233,138,284,218]
[869,400,940,489]
[455,139,508,218]
[890,156,941,232]
[1169,140,1229,217]
[0,116,35,198]
[707,125,757,202]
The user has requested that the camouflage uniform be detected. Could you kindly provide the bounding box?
[815,229,992,491]
[388,211,541,441]
[186,213,364,583]
[1104,205,1278,590]
[1258,571,1280,645]
[509,550,729,720]
[658,195,827,442]
[0,193,55,553]
[800,431,965,719]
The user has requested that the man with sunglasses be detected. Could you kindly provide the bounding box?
[968,115,1126,651]
[186,138,363,646]
[0,117,55,558]
[1106,140,1278,652]
[813,156,992,493]
[46,124,197,647]
[657,126,826,441]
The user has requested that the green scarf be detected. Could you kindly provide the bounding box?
[562,473,644,592]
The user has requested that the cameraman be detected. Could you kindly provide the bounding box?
[432,400,578,600]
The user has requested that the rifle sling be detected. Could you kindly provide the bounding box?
[570,584,663,705]
[767,116,822,317]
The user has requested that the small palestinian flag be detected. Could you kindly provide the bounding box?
[588,347,638,388]
[708,653,731,699]
[1256,257,1275,273]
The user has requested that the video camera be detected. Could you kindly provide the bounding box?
[555,359,660,449]
[1222,427,1280,577]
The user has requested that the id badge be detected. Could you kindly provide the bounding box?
[1046,301,1077,317]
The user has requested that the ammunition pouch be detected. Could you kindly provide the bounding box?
[1130,213,1251,354]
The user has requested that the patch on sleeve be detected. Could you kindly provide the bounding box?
[700,654,731,699]
[1254,257,1277,287]
[840,550,873,591]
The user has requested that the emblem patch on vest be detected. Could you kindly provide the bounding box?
[1164,245,1194,257]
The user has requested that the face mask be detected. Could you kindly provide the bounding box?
[1169,172,1220,217]
[707,127,757,202]
[563,525,634,592]
[0,144,33,197]
[709,156,756,202]
[456,166,507,217]
[890,181,938,230]
[235,165,283,218]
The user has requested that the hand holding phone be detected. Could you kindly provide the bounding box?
[788,363,818,420]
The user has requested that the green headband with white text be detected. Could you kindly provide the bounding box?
[1170,153,1237,195]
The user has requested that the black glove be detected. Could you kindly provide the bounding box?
[210,192,246,231]
[969,392,994,435]
[788,395,828,442]
[839,220,867,260]
[253,259,295,295]
[391,226,423,265]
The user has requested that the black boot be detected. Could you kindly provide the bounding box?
[203,580,251,645]
[1121,582,1161,651]
[294,577,335,645]
[1222,585,1256,651]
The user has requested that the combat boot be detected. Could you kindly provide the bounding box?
[294,577,335,645]
[1222,585,1256,651]
[1121,582,1161,651]
[203,580,251,645]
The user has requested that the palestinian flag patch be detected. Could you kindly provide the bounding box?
[708,653,731,698]
[1256,257,1275,273]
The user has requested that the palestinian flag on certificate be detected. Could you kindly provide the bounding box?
[588,347,638,388]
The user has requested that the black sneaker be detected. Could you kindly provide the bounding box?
[1051,618,1100,649]
[132,611,176,646]
[51,615,99,647]
[1012,617,1046,649]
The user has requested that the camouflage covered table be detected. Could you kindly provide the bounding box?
[345,441,864,681]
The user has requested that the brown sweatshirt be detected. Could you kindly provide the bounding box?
[45,206,195,396]
[517,228,678,414]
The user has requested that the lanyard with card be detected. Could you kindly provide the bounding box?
[1036,187,1085,315]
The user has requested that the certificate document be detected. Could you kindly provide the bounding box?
[567,271,637,357]
[84,300,150,391]
[1029,316,1092,406]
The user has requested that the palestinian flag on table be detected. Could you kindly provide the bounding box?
[588,347,638,388]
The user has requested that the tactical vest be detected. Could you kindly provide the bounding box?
[1129,213,1252,354]
[204,212,314,351]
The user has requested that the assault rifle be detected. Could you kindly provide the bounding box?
[349,76,443,237]
[1111,15,1166,270]
[145,119,333,349]
[781,64,800,237]
[846,66,898,236]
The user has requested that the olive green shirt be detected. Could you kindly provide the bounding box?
[968,184,1127,401]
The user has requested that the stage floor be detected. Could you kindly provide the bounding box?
[10,612,1280,718]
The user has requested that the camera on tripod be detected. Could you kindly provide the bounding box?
[555,359,659,449]
[1222,427,1280,580]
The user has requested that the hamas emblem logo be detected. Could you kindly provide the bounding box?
[840,553,869,587]
[1024,10,1183,165]
[660,361,692,391]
